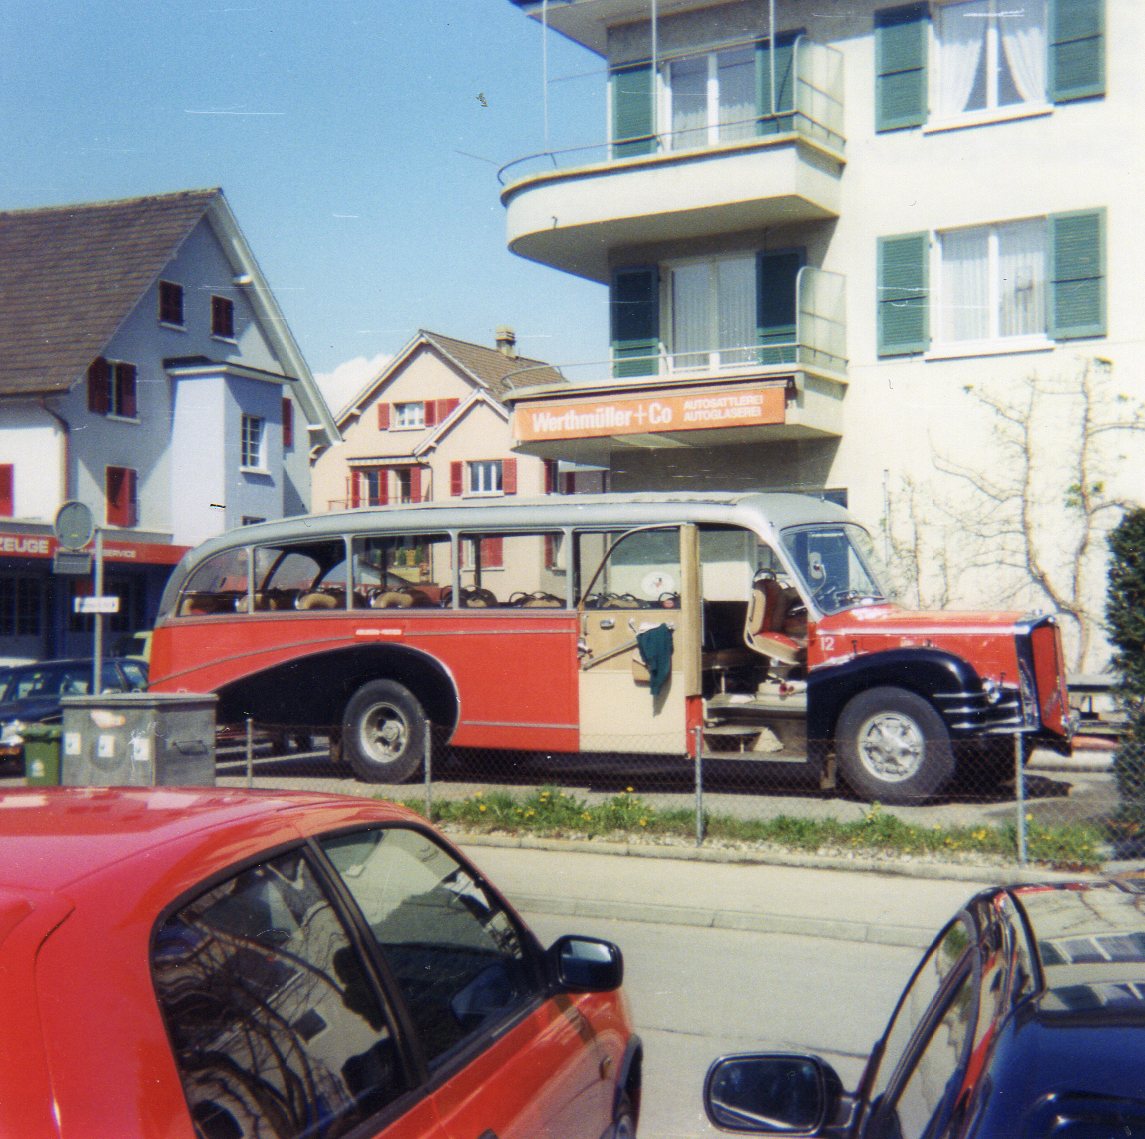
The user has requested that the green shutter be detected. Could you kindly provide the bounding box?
[755,32,799,136]
[1049,0,1104,103]
[757,249,804,365]
[877,233,929,356]
[611,64,655,158]
[1049,209,1105,340]
[875,4,928,132]
[611,267,660,377]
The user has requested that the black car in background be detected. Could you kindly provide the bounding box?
[704,880,1145,1139]
[0,657,149,766]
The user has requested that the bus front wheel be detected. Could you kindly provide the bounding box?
[342,680,426,784]
[836,687,954,804]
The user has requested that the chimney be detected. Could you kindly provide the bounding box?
[495,326,518,358]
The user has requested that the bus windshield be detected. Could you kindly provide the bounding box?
[779,523,892,615]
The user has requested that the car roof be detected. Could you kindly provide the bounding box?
[1016,881,1145,1014]
[0,787,417,896]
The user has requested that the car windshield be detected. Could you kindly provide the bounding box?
[779,523,892,615]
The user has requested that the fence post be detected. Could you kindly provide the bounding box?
[693,725,705,846]
[245,717,254,790]
[1014,735,1027,865]
[423,722,433,821]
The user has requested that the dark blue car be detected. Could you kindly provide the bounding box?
[0,657,149,765]
[704,880,1145,1138]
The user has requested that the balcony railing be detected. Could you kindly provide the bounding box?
[499,268,846,391]
[499,37,844,189]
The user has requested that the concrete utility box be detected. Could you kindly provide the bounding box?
[60,692,217,787]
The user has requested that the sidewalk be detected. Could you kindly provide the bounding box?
[458,834,1095,949]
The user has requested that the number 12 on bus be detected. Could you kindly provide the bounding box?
[149,492,1072,804]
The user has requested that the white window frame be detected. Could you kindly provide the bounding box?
[928,0,1050,130]
[468,460,503,496]
[929,216,1051,356]
[665,252,758,373]
[393,401,425,430]
[240,414,266,470]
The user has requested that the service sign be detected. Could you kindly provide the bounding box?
[514,385,786,443]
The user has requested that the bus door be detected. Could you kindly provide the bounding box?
[576,524,701,754]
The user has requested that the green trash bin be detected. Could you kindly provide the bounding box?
[23,723,63,786]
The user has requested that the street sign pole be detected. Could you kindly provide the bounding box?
[93,527,104,694]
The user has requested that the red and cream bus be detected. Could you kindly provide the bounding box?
[149,492,1072,803]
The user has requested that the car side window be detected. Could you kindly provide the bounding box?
[320,826,538,1068]
[152,849,407,1139]
[864,917,975,1135]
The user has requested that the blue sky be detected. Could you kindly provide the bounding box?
[0,1,608,408]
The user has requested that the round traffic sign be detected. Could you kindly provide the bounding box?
[54,500,94,550]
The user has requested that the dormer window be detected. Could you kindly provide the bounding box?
[211,295,236,339]
[158,281,184,327]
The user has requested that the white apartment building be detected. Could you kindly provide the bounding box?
[498,0,1140,670]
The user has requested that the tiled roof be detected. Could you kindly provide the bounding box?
[422,330,564,399]
[0,189,220,397]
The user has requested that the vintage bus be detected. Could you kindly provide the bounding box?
[149,492,1072,803]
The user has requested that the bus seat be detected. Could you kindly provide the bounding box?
[371,590,414,609]
[745,578,805,667]
[297,591,340,610]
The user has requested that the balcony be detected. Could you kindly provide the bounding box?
[503,269,847,460]
[500,38,845,282]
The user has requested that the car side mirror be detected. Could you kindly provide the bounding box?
[703,1053,843,1134]
[549,935,623,992]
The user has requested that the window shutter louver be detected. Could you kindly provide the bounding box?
[377,403,390,430]
[88,358,111,415]
[755,32,799,135]
[502,458,517,496]
[1049,0,1104,103]
[409,466,422,503]
[441,398,459,420]
[348,473,361,509]
[877,233,930,355]
[450,461,464,497]
[0,465,12,517]
[757,249,804,365]
[376,472,389,507]
[282,397,294,448]
[875,4,928,132]
[611,266,660,377]
[106,467,137,527]
[1049,209,1106,340]
[482,536,504,568]
[611,64,655,157]
[125,469,138,526]
[424,401,438,427]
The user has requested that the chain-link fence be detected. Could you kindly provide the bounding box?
[210,726,1134,872]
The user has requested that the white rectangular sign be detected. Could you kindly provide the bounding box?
[73,596,120,614]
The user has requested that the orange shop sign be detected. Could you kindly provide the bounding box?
[515,386,785,442]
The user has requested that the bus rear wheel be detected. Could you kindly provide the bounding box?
[836,687,954,804]
[342,680,426,784]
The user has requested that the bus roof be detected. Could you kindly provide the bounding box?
[160,491,857,612]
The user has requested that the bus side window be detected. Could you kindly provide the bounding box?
[457,531,566,608]
[351,534,452,608]
[176,549,250,616]
[255,541,348,611]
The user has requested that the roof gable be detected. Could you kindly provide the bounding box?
[0,188,338,446]
[0,189,221,398]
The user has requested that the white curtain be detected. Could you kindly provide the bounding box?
[936,1,987,118]
[997,220,1045,337]
[940,229,989,341]
[716,257,756,366]
[1000,0,1046,104]
[670,57,707,149]
[671,263,710,369]
[718,48,756,141]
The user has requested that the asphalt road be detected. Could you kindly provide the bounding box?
[525,909,920,1139]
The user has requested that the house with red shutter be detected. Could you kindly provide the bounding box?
[311,328,603,517]
[0,189,337,662]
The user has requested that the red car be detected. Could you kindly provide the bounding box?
[0,787,641,1138]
